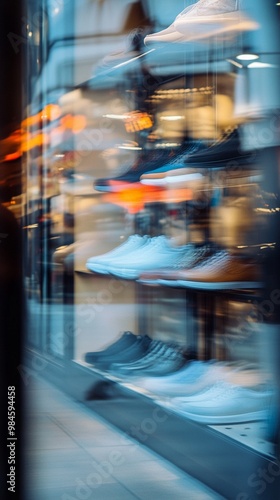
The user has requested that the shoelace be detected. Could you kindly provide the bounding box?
[184,382,265,405]
[172,251,196,269]
[144,236,169,250]
[194,0,238,16]
[120,236,167,258]
[167,351,184,361]
[159,361,207,383]
[116,342,163,369]
[191,250,229,270]
[175,381,230,404]
[203,383,265,403]
[112,235,147,251]
[88,236,151,266]
[107,237,175,269]
[139,341,166,359]
[159,347,183,361]
[172,246,211,269]
[125,346,168,370]
[94,235,147,259]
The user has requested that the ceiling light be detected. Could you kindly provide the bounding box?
[113,49,155,69]
[160,115,185,121]
[118,144,142,151]
[103,114,129,120]
[248,62,276,68]
[236,53,259,61]
[226,58,243,68]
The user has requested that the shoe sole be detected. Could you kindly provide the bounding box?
[173,408,269,424]
[144,32,187,45]
[86,265,110,274]
[145,19,258,46]
[159,400,269,424]
[140,279,183,287]
[137,279,161,286]
[175,280,263,290]
[175,14,259,41]
[109,269,140,280]
[157,279,186,287]
[87,257,147,275]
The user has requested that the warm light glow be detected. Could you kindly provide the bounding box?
[21,104,61,128]
[103,114,130,120]
[155,142,180,148]
[4,151,22,162]
[21,131,49,152]
[118,145,142,150]
[60,114,87,133]
[44,104,61,121]
[101,183,192,214]
[160,116,185,121]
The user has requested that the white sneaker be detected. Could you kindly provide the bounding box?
[174,0,259,42]
[137,360,211,395]
[162,363,238,399]
[108,236,189,280]
[151,363,261,399]
[145,0,258,46]
[170,382,272,424]
[144,5,195,45]
[86,235,150,274]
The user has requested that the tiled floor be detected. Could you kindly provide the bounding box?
[24,375,224,500]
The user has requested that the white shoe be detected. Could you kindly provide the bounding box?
[171,382,272,424]
[144,5,195,45]
[108,236,189,280]
[138,360,237,395]
[174,0,259,42]
[162,363,238,399]
[137,360,211,395]
[144,0,258,46]
[86,235,150,274]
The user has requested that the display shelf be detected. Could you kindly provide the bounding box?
[209,422,274,458]
[75,268,107,276]
[77,360,274,458]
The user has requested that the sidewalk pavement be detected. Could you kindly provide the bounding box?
[23,375,224,500]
